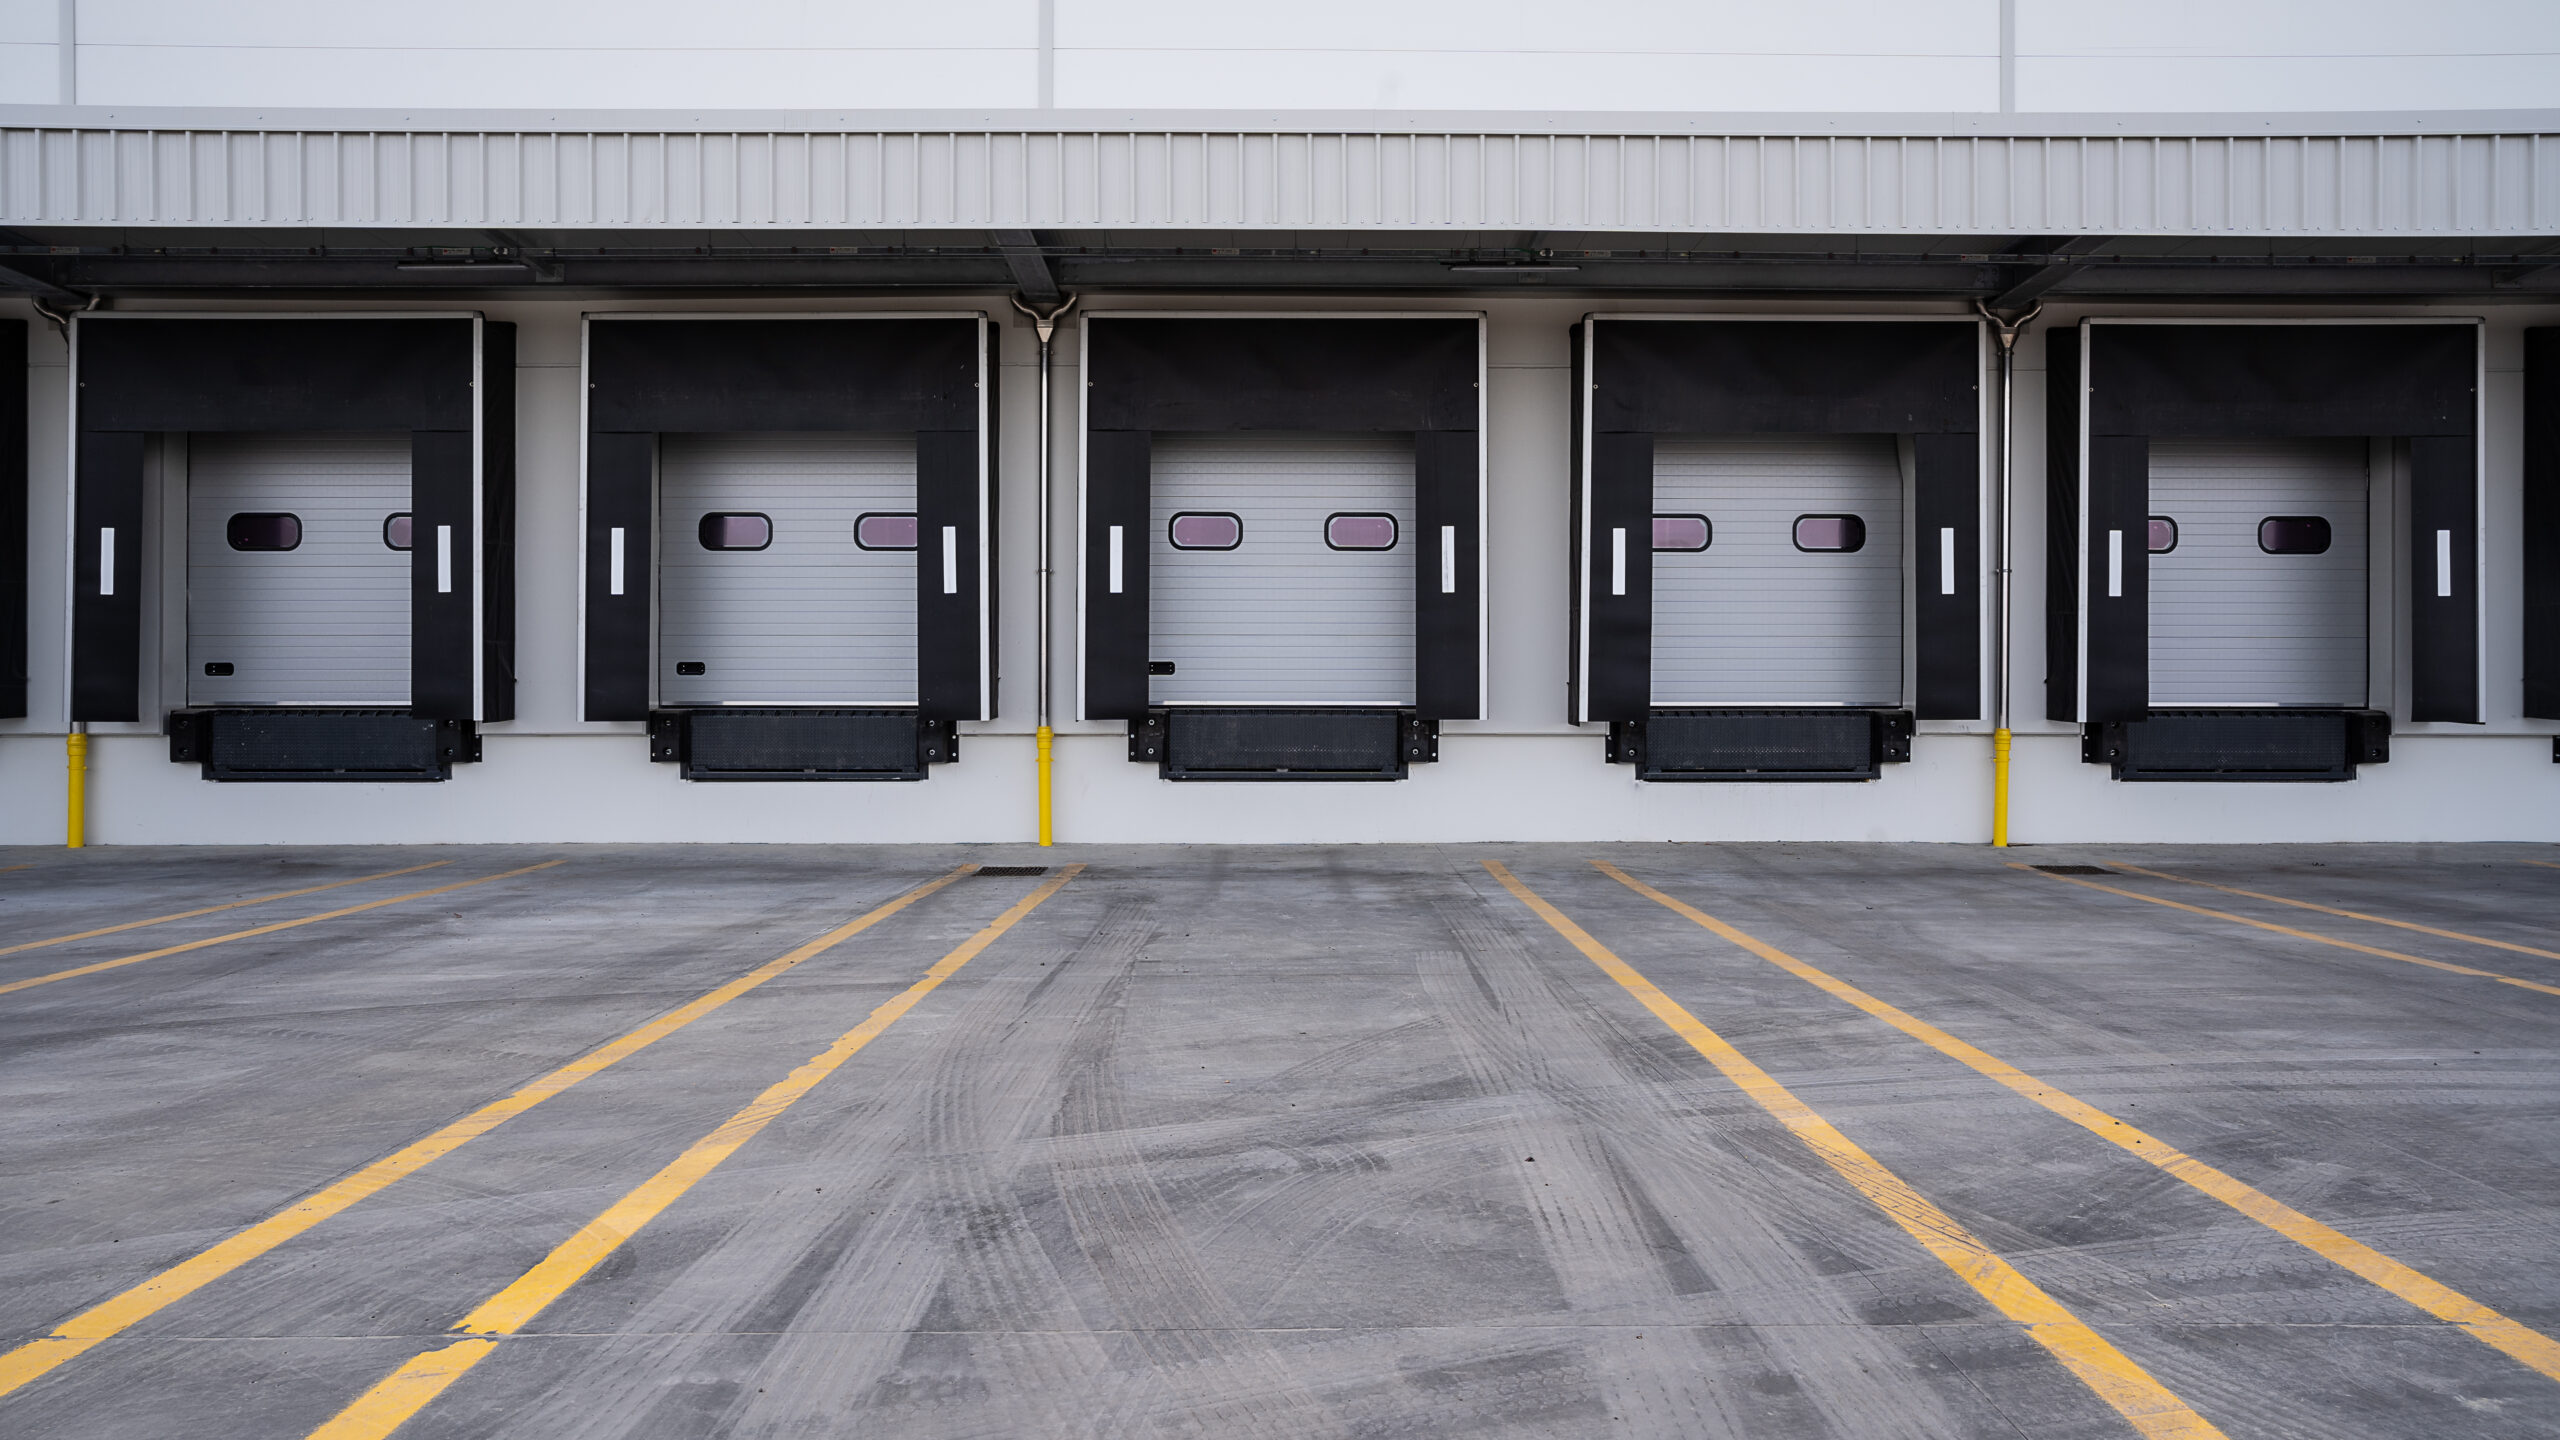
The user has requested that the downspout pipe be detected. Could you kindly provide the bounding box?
[1011,293,1078,846]
[1975,300,2041,848]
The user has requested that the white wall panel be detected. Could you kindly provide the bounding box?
[0,43,53,104]
[1057,52,1995,114]
[75,48,1037,112]
[2017,0,2560,112]
[79,1,1037,49]
[2022,0,2560,56]
[2019,57,2560,116]
[1059,2,1995,53]
[6,124,2551,234]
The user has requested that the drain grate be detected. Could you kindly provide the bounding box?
[975,865,1049,877]
[2032,865,2114,875]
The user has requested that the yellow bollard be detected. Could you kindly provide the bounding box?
[66,731,88,849]
[1990,728,2012,849]
[1035,726,1054,847]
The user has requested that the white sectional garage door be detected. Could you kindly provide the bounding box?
[2148,438,2368,707]
[1651,435,1904,706]
[187,431,411,706]
[1149,432,1415,705]
[658,433,918,706]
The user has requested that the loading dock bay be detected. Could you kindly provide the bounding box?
[3,844,2558,1439]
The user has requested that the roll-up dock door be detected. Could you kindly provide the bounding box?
[187,433,413,707]
[1149,433,1415,706]
[1576,317,1975,780]
[582,315,991,780]
[71,315,509,782]
[656,433,918,707]
[1084,314,1481,781]
[2147,439,2368,708]
[1652,435,1903,707]
[2056,321,2471,781]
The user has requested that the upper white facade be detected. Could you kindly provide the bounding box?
[1,0,2554,117]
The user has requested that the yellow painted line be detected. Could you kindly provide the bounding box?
[0,861,453,959]
[1485,861,2223,1440]
[2524,860,2560,872]
[307,864,1083,1440]
[2106,860,2560,965]
[0,862,555,999]
[0,863,977,1403]
[1596,859,2560,1389]
[2013,863,2560,999]
[0,863,35,874]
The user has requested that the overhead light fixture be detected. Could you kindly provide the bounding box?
[394,258,531,272]
[1445,262,1581,274]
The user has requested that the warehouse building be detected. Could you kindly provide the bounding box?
[0,5,2555,843]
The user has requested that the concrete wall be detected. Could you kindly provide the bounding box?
[5,1,2553,114]
[4,290,2555,845]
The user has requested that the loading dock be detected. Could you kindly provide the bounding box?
[2052,320,2478,781]
[1573,317,1981,779]
[580,316,996,780]
[1081,315,1482,780]
[66,314,514,782]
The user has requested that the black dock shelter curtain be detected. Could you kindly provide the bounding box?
[68,315,501,724]
[1078,316,1484,722]
[1573,318,1984,724]
[0,319,25,718]
[580,316,993,723]
[2524,328,2560,718]
[2053,321,2482,724]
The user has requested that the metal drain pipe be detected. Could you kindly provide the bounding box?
[1012,293,1078,846]
[1976,301,2040,848]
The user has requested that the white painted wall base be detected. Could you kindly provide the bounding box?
[6,729,2552,846]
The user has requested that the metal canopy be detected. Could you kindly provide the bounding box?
[5,229,2559,301]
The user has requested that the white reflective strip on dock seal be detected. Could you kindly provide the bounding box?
[1610,528,1626,597]
[1107,525,1124,594]
[608,527,625,596]
[2105,528,2122,598]
[1939,527,1956,595]
[2436,529,2452,598]
[437,525,454,594]
[1440,525,1457,594]
[941,526,959,595]
[97,528,114,596]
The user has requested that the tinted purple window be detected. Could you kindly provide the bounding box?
[2258,516,2332,556]
[1792,514,1866,553]
[226,513,301,552]
[2147,517,2177,554]
[698,513,772,551]
[384,513,413,551]
[855,513,919,550]
[1168,512,1243,550]
[1325,513,1399,551]
[1652,515,1711,552]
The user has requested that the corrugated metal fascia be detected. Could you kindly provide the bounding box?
[4,126,2553,237]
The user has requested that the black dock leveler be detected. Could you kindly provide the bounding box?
[581,316,995,779]
[1572,317,1981,780]
[1079,315,1483,780]
[65,314,515,781]
[2051,320,2479,780]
